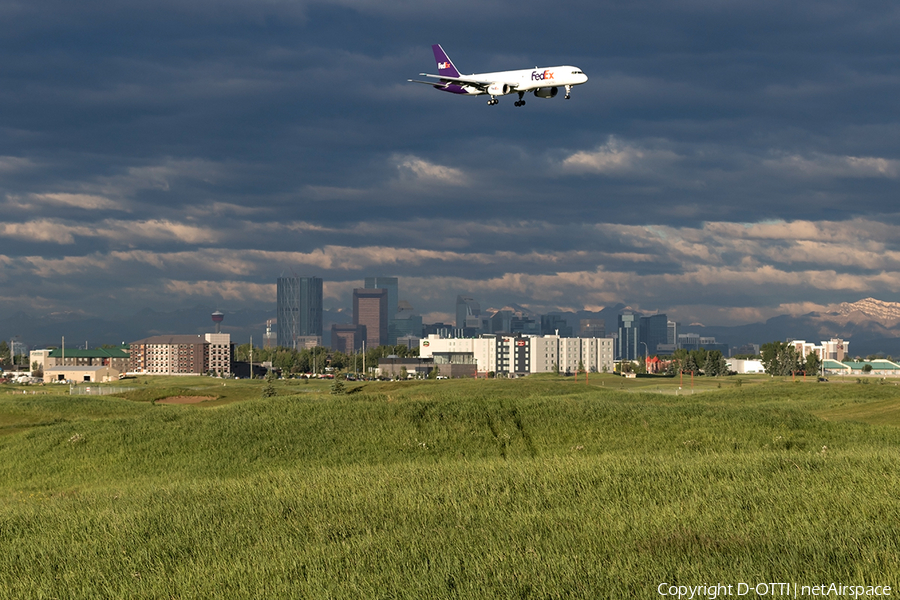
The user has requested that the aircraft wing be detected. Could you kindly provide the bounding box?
[416,73,520,92]
[408,79,454,87]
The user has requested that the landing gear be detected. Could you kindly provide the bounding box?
[564,84,573,100]
[487,97,499,105]
[514,91,526,107]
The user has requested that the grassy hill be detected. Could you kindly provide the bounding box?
[1,376,898,598]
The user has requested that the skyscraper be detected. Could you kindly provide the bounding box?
[392,300,423,341]
[617,312,640,360]
[580,319,605,338]
[331,324,366,354]
[541,314,573,337]
[667,320,679,345]
[639,314,668,356]
[365,277,399,343]
[276,276,323,349]
[456,295,481,329]
[354,288,389,349]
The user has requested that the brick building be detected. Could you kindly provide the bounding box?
[129,333,232,376]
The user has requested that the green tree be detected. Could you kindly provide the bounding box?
[234,343,252,363]
[684,354,699,376]
[716,352,729,376]
[330,374,346,395]
[760,341,781,375]
[689,349,707,374]
[704,350,727,376]
[261,371,277,397]
[804,352,822,376]
[295,349,311,374]
[392,345,411,358]
[0,341,9,367]
[670,348,688,375]
[365,347,383,372]
[309,347,329,374]
[761,341,800,376]
[330,351,348,372]
[778,345,800,376]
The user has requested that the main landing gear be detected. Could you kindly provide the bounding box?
[487,96,499,106]
[514,91,526,107]
[564,84,573,100]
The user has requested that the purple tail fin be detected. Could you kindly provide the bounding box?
[432,44,461,78]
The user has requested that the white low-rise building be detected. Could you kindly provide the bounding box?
[420,334,615,377]
[790,339,849,362]
[727,359,765,374]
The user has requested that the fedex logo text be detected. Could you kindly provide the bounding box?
[531,69,555,81]
[438,62,452,69]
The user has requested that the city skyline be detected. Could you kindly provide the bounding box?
[2,2,900,328]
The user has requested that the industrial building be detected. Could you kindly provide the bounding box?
[44,365,120,384]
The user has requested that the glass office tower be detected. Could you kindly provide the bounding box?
[276,276,323,349]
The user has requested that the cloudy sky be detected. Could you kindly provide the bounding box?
[2,0,900,326]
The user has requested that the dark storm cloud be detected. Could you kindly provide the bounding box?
[3,0,900,326]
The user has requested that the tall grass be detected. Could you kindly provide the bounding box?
[1,379,898,598]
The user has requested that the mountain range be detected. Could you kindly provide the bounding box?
[3,298,900,358]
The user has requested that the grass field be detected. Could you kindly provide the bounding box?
[1,375,898,598]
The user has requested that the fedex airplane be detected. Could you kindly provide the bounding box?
[409,44,588,106]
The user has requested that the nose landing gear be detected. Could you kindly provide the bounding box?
[564,84,573,100]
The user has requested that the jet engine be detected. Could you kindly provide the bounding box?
[534,86,559,99]
[487,82,511,95]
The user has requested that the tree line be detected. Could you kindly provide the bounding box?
[759,341,821,376]
[232,344,419,375]
[665,348,730,377]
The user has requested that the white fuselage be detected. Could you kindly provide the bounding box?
[454,66,588,96]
